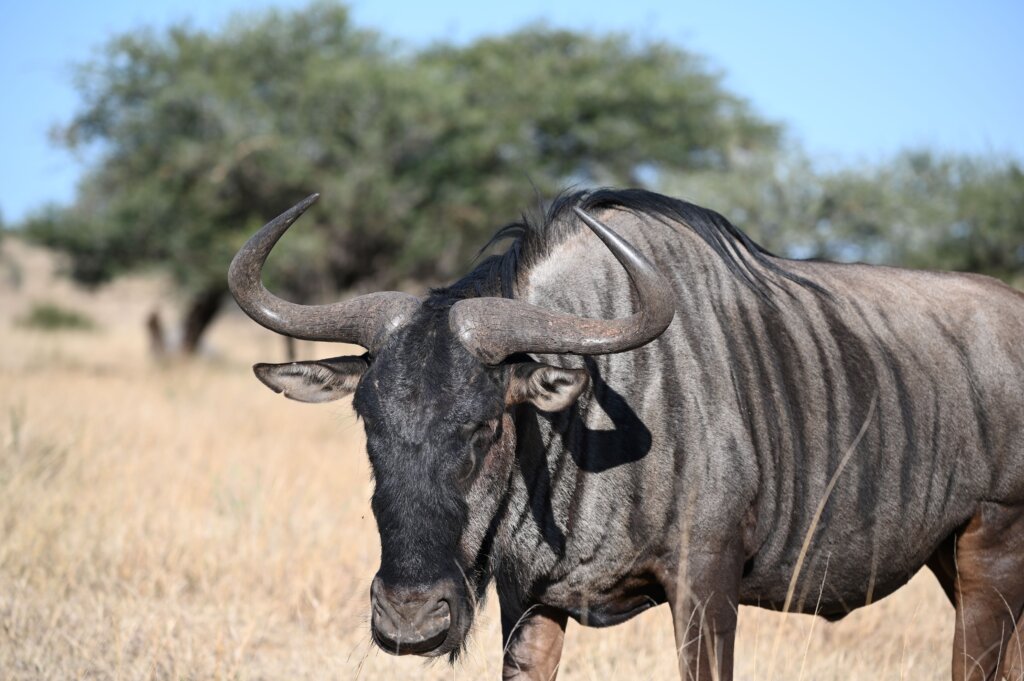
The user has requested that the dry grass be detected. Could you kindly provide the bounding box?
[0,238,953,679]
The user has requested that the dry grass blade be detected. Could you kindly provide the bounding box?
[767,393,877,678]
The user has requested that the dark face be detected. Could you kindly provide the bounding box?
[232,193,672,661]
[353,306,507,656]
[252,301,589,658]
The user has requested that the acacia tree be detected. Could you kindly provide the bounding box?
[807,152,1024,279]
[665,150,1024,285]
[25,3,781,354]
[918,155,1024,281]
[25,4,394,352]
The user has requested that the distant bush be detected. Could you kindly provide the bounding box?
[17,302,97,331]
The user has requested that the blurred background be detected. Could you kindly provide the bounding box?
[0,1,1020,679]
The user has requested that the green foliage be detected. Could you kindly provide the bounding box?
[665,150,1024,282]
[28,0,1017,308]
[923,157,1024,279]
[24,2,780,300]
[389,28,778,277]
[27,2,379,297]
[662,149,825,257]
[811,152,1024,280]
[17,302,97,331]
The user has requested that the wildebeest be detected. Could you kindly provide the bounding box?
[229,188,1024,680]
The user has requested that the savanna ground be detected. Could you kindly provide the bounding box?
[0,237,954,680]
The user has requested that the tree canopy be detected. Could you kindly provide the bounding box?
[665,150,1024,285]
[22,1,1022,354]
[27,4,391,299]
[25,3,779,320]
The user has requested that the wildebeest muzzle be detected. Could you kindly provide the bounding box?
[370,576,460,656]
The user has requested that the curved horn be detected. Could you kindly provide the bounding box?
[449,207,675,364]
[228,194,420,350]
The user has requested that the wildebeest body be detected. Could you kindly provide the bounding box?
[505,207,1024,625]
[231,188,1024,680]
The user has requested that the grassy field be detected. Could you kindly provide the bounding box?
[0,238,954,679]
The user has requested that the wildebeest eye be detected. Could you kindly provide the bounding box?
[456,420,498,484]
[460,419,497,444]
[456,451,478,483]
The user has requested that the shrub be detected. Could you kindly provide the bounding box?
[17,302,97,331]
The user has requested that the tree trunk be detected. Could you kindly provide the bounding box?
[146,308,167,357]
[181,287,225,355]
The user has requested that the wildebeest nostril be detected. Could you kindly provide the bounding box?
[411,596,450,628]
[370,580,453,656]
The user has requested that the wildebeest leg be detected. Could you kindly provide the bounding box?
[926,532,958,605]
[995,609,1024,681]
[500,603,568,681]
[663,549,743,681]
[947,502,1024,681]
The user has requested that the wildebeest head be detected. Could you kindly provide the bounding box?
[228,194,674,658]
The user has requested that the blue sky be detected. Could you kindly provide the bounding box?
[1,0,1021,223]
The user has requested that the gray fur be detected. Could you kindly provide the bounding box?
[493,207,1024,614]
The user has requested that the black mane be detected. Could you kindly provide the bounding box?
[433,188,820,301]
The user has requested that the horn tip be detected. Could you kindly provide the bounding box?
[573,206,606,234]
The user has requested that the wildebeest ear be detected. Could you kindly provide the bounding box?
[253,356,369,403]
[507,362,589,412]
